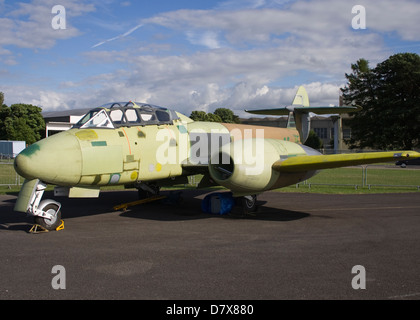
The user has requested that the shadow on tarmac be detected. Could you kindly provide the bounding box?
[0,189,310,233]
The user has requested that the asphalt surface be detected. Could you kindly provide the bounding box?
[1,189,420,300]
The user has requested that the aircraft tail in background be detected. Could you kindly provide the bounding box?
[245,86,360,143]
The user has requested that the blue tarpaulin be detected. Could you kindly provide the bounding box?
[201,192,235,215]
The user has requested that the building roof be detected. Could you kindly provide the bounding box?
[42,108,91,120]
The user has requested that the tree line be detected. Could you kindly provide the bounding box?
[189,108,241,123]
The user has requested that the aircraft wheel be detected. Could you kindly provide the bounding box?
[241,195,257,214]
[34,202,62,231]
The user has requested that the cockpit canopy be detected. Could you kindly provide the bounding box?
[73,102,180,129]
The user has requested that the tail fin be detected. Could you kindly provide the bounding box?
[245,86,360,143]
[287,86,309,130]
[287,86,311,141]
[291,86,309,107]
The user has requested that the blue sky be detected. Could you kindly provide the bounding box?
[1,0,420,117]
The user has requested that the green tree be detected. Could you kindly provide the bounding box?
[341,53,420,150]
[204,113,222,122]
[190,108,240,123]
[214,108,241,123]
[304,130,323,150]
[190,111,207,121]
[0,92,4,106]
[0,103,45,144]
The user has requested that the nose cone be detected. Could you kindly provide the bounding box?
[14,132,82,185]
[14,147,37,180]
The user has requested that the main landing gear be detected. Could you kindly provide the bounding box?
[137,182,160,200]
[241,194,258,214]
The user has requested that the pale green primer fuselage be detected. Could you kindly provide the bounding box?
[14,105,313,202]
[14,99,420,216]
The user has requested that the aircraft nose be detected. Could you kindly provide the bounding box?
[14,151,34,179]
[14,132,82,185]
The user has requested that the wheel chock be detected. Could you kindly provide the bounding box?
[29,220,65,234]
[29,224,49,234]
[56,220,65,231]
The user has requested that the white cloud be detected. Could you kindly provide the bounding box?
[144,0,420,46]
[363,0,420,41]
[217,0,293,10]
[0,0,95,50]
[117,0,417,115]
[3,0,420,119]
[186,31,221,49]
[1,84,73,110]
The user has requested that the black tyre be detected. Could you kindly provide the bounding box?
[34,203,62,231]
[241,195,257,214]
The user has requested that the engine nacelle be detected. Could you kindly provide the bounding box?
[208,138,314,196]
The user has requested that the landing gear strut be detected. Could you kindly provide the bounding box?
[137,182,160,200]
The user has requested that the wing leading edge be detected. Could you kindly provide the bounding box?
[273,151,420,173]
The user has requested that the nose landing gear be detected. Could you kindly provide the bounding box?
[14,179,63,231]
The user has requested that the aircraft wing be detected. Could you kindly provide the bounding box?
[273,151,420,173]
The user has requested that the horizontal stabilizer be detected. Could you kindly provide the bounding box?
[273,151,420,173]
[245,106,361,116]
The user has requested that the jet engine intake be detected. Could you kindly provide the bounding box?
[209,138,282,195]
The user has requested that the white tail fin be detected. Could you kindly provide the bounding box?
[292,86,309,107]
[288,86,310,141]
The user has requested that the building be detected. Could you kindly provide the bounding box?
[241,114,352,152]
[42,108,91,137]
[0,140,26,158]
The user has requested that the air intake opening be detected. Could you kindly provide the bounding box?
[210,152,234,181]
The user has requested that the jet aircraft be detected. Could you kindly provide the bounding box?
[14,86,420,230]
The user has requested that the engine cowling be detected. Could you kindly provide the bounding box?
[208,138,313,196]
